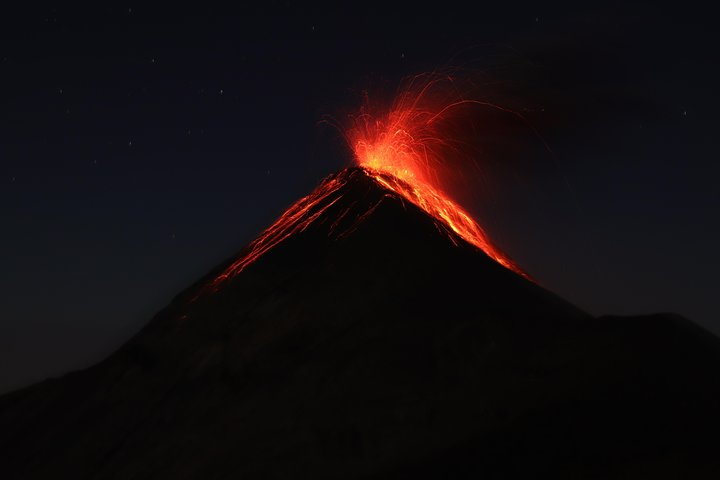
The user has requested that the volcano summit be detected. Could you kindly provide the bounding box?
[1,167,719,479]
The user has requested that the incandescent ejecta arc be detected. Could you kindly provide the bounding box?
[208,74,528,292]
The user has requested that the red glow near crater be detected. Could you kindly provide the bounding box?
[202,73,528,295]
[346,73,527,278]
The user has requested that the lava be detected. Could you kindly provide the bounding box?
[365,170,524,276]
[205,73,527,293]
[207,174,348,290]
[346,73,527,278]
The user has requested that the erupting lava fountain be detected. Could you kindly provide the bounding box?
[208,73,528,293]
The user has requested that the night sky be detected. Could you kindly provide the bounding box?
[2,3,718,393]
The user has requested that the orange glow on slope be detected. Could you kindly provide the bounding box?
[346,74,527,278]
[366,170,524,275]
[206,174,347,291]
[202,74,528,294]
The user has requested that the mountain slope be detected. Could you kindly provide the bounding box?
[1,168,719,479]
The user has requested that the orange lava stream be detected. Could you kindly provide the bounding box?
[347,74,527,278]
[364,168,524,276]
[202,74,528,295]
[206,176,347,291]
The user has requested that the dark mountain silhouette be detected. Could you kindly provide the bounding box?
[1,168,719,479]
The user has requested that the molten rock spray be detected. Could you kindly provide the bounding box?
[208,73,528,293]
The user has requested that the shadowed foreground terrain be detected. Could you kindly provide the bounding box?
[1,168,719,479]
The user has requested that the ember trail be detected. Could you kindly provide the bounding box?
[208,74,527,291]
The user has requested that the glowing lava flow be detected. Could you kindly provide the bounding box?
[347,74,527,278]
[365,169,524,276]
[207,175,347,290]
[204,74,528,294]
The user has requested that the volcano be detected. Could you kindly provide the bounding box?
[1,167,719,479]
